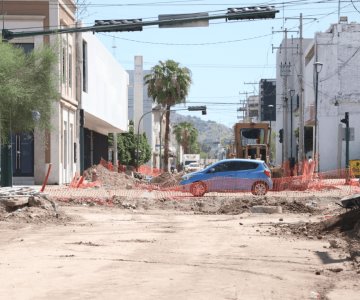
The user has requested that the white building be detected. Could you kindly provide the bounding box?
[276,35,314,167]
[80,32,129,171]
[276,19,360,172]
[304,20,360,171]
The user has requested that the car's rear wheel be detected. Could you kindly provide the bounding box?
[251,181,268,196]
[190,181,207,197]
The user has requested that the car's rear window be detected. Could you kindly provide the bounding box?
[229,161,259,171]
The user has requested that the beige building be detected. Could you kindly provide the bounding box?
[1,0,130,186]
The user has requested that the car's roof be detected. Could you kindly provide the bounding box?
[216,158,265,164]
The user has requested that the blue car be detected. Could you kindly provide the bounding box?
[180,158,273,196]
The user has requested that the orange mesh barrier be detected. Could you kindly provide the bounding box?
[138,165,162,176]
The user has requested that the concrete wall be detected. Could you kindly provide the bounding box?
[81,32,129,134]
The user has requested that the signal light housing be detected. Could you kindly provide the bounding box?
[226,6,277,21]
[94,19,143,32]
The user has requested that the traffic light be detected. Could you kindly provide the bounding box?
[226,6,278,21]
[94,19,143,32]
[279,129,283,143]
[188,105,206,115]
[340,112,349,126]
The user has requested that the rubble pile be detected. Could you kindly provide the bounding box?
[273,208,360,268]
[150,172,183,188]
[0,187,67,224]
[280,199,318,213]
[83,164,137,189]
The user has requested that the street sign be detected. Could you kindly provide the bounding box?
[158,13,209,28]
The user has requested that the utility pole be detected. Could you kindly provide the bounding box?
[274,28,296,165]
[283,29,289,166]
[298,13,305,171]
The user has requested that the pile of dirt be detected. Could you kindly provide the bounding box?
[150,172,183,188]
[84,164,137,188]
[274,209,360,268]
[0,197,70,225]
[280,199,318,213]
[110,195,322,215]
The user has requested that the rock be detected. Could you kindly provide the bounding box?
[250,205,282,214]
[28,196,43,207]
[329,239,340,248]
[328,267,343,273]
[126,184,133,190]
[1,197,29,208]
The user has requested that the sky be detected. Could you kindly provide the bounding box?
[81,0,360,128]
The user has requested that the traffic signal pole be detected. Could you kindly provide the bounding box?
[340,112,350,183]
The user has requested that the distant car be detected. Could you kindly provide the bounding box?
[180,158,272,196]
[185,162,202,173]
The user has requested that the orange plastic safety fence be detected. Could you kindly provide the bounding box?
[138,165,162,176]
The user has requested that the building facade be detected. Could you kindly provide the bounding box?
[80,32,129,171]
[276,35,313,167]
[303,20,360,171]
[275,19,360,172]
[1,0,128,184]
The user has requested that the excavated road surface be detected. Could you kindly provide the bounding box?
[0,205,359,300]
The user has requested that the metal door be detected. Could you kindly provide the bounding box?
[12,132,34,176]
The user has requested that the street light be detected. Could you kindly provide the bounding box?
[136,106,162,171]
[314,61,323,172]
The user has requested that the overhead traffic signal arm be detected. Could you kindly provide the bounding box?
[2,6,279,41]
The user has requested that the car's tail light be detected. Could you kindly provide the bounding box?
[264,170,271,177]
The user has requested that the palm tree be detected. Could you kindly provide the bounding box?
[173,122,198,154]
[144,60,192,171]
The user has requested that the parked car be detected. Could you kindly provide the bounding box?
[180,158,272,196]
[184,162,202,173]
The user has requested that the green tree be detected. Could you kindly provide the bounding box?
[0,42,58,186]
[173,122,199,154]
[0,42,58,138]
[110,121,151,168]
[144,60,192,171]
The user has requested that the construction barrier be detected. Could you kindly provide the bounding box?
[60,158,360,205]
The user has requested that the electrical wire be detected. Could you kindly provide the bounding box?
[351,0,360,13]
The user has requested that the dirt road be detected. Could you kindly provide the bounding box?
[1,205,359,300]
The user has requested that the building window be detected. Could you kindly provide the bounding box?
[14,43,34,53]
[62,46,66,84]
[82,40,88,92]
[68,49,72,88]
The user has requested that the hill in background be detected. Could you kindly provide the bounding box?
[171,113,233,148]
